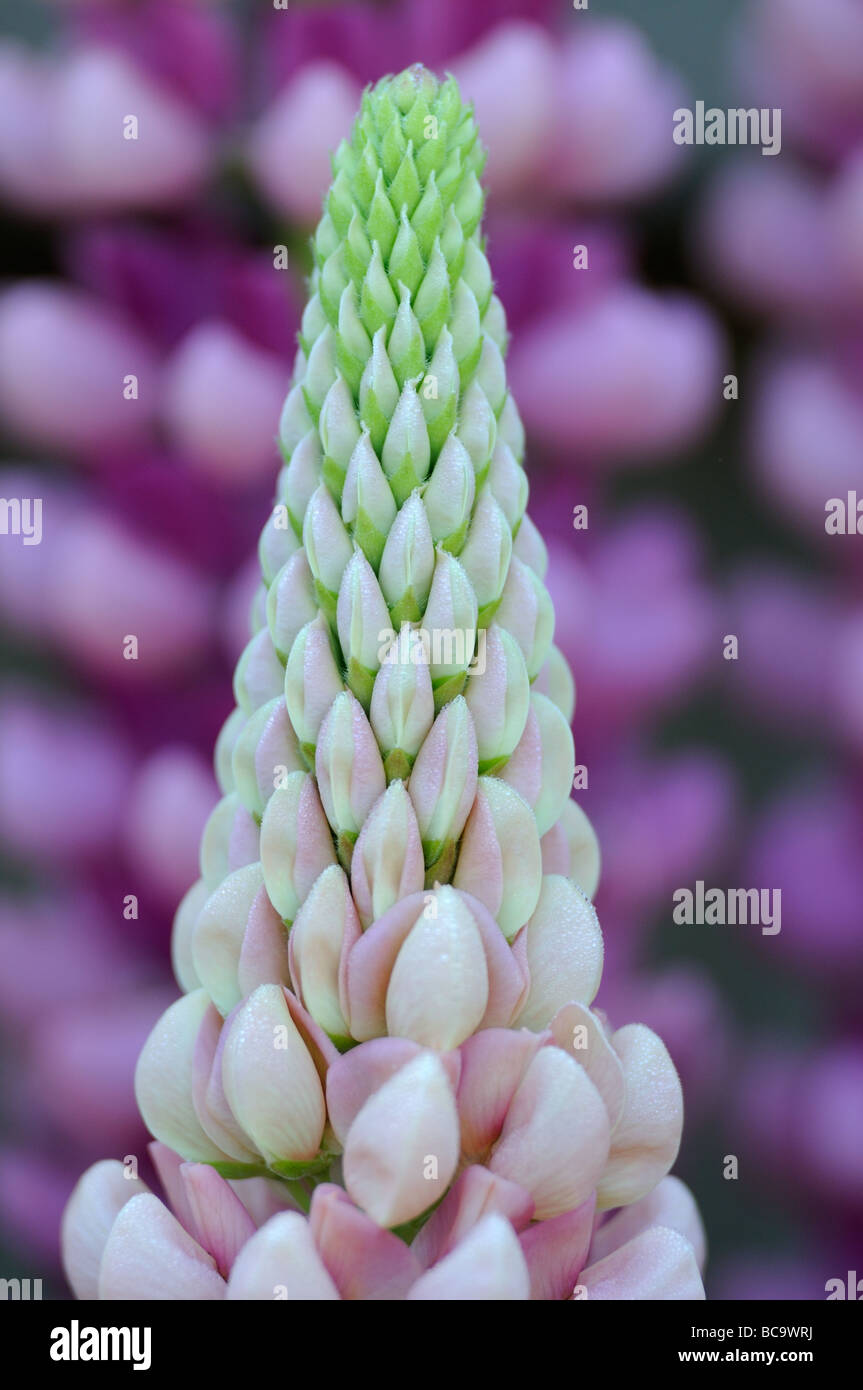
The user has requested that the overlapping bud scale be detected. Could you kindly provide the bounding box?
[63,66,704,1301]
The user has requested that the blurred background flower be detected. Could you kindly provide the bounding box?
[0,0,859,1300]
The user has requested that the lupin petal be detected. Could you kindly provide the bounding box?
[221,984,327,1168]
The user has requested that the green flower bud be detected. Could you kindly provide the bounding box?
[369,623,435,780]
[315,689,386,850]
[463,623,530,772]
[421,432,475,552]
[319,244,350,324]
[302,324,338,421]
[475,335,507,415]
[336,283,372,396]
[233,629,284,716]
[458,486,513,623]
[326,166,356,237]
[440,203,465,286]
[497,391,525,462]
[266,549,318,662]
[389,142,421,216]
[283,429,323,539]
[359,325,400,456]
[462,239,493,317]
[381,378,431,506]
[367,168,399,260]
[456,379,497,482]
[379,490,435,623]
[487,439,528,532]
[413,239,450,353]
[319,374,361,498]
[336,547,391,708]
[260,773,336,925]
[411,171,444,259]
[496,557,555,679]
[387,283,425,388]
[450,279,483,382]
[300,292,328,357]
[482,293,508,355]
[454,168,484,237]
[214,706,247,795]
[284,614,344,759]
[512,512,548,576]
[360,241,398,337]
[409,695,477,875]
[420,325,459,457]
[278,383,313,462]
[422,548,479,705]
[258,499,301,585]
[344,211,373,283]
[341,428,397,571]
[314,211,341,264]
[303,483,354,618]
[389,209,424,297]
[534,644,576,724]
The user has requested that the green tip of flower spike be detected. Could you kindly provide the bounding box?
[270,64,530,724]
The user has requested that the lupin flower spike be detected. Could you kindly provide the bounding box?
[63,65,705,1303]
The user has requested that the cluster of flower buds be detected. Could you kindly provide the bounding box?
[63,65,705,1300]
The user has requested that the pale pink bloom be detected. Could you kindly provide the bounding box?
[508,286,724,463]
[45,509,213,678]
[0,691,131,861]
[695,161,849,319]
[57,45,210,212]
[30,988,175,1152]
[0,44,67,212]
[734,0,863,161]
[544,24,687,202]
[160,321,289,485]
[752,354,863,536]
[246,61,363,224]
[450,23,556,198]
[578,1225,704,1300]
[63,1006,699,1298]
[122,746,217,907]
[831,149,863,298]
[0,283,156,451]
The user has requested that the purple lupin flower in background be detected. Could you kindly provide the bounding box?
[62,65,705,1302]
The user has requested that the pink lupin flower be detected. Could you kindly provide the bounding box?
[63,64,704,1301]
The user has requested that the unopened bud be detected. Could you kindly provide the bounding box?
[495,557,554,679]
[341,429,397,572]
[409,695,477,874]
[259,771,337,923]
[369,624,435,778]
[456,378,496,481]
[463,623,530,771]
[421,433,475,551]
[379,491,435,622]
[336,548,391,707]
[382,377,431,506]
[221,984,326,1170]
[303,484,354,616]
[350,780,425,928]
[289,864,361,1044]
[284,613,344,757]
[453,777,543,941]
[266,550,318,662]
[458,486,512,622]
[319,375,361,498]
[315,690,386,854]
